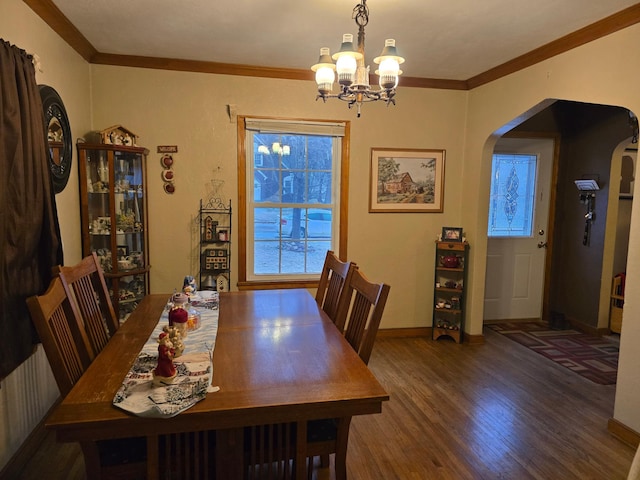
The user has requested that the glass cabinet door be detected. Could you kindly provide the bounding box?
[79,143,149,322]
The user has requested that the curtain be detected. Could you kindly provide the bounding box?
[0,40,63,379]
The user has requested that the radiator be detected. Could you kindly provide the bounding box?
[0,345,59,470]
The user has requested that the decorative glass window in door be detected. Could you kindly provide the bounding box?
[487,153,537,237]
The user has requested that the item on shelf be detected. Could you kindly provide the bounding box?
[198,199,232,292]
[440,254,461,268]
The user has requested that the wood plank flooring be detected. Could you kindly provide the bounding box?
[11,326,636,479]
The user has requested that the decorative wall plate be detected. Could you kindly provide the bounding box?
[39,85,72,194]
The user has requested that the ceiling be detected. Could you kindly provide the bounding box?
[31,0,640,87]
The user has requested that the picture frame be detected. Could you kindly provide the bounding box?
[441,227,463,242]
[116,245,129,258]
[369,148,445,212]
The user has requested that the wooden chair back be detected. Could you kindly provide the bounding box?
[315,250,356,325]
[53,252,119,355]
[335,269,391,365]
[26,277,94,396]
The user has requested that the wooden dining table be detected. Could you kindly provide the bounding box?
[46,289,389,479]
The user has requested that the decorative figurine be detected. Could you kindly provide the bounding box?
[153,332,176,386]
[183,276,197,297]
[162,325,184,357]
[168,292,189,338]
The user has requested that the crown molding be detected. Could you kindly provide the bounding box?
[467,3,640,89]
[23,0,640,91]
[23,0,96,61]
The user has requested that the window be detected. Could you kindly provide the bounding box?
[238,117,349,287]
[487,153,537,237]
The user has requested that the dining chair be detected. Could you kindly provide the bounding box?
[26,276,95,396]
[308,268,391,480]
[315,250,357,326]
[53,252,119,355]
[27,276,147,479]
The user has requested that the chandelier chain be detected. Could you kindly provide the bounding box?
[353,0,369,27]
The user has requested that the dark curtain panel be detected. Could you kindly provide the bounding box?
[0,40,63,379]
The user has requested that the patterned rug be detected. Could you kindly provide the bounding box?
[486,321,619,385]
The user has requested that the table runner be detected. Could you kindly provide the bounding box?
[113,291,220,418]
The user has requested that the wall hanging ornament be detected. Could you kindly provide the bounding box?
[39,85,72,194]
[161,154,175,194]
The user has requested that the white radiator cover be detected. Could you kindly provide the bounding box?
[0,345,59,470]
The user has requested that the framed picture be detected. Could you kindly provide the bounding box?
[369,148,445,212]
[441,227,463,242]
[117,245,129,258]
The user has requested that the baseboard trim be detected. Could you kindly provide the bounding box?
[378,327,430,338]
[608,417,640,448]
[378,327,486,345]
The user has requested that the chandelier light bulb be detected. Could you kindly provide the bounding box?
[336,54,357,85]
[272,142,281,154]
[333,34,361,86]
[376,58,400,89]
[282,145,290,156]
[312,47,336,95]
[258,145,269,155]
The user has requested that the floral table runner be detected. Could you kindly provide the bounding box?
[112,291,219,418]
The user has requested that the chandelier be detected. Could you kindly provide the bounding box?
[311,0,405,117]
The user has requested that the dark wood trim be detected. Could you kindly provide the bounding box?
[92,53,315,81]
[339,122,350,259]
[23,0,97,62]
[379,327,486,345]
[467,3,640,89]
[236,117,247,286]
[400,76,469,90]
[377,327,430,338]
[608,417,640,448]
[464,332,485,345]
[23,0,640,90]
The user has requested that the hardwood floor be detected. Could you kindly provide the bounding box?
[12,326,636,479]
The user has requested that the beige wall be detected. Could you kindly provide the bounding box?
[90,65,469,329]
[462,25,640,433]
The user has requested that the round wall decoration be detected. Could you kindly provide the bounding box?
[39,85,72,194]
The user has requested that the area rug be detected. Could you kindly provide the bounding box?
[486,321,619,385]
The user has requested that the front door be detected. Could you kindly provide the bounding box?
[483,137,554,320]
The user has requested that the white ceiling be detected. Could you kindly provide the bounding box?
[52,0,639,81]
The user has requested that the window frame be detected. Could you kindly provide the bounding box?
[237,116,350,290]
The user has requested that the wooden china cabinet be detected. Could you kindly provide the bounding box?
[77,142,150,322]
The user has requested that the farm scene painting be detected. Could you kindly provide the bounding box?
[370,149,445,212]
